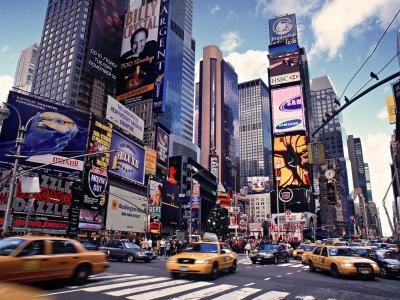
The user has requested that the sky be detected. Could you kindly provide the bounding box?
[0,0,399,236]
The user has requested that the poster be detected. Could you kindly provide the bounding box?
[109,131,145,185]
[0,91,89,172]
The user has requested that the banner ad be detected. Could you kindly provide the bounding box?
[155,125,169,178]
[0,91,89,172]
[274,134,310,188]
[149,180,162,220]
[247,176,271,194]
[106,95,144,140]
[145,147,157,175]
[117,0,171,112]
[106,185,146,232]
[268,14,298,46]
[271,85,306,134]
[109,131,145,185]
[85,0,125,81]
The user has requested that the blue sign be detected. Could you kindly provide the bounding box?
[279,95,302,111]
[191,196,200,209]
[268,14,298,46]
[276,119,302,130]
[88,166,108,198]
[0,91,89,172]
[108,131,145,185]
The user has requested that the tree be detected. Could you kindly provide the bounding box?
[204,202,230,240]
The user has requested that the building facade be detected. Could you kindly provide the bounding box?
[347,135,368,201]
[238,79,272,188]
[198,45,239,192]
[13,43,39,92]
[245,193,271,223]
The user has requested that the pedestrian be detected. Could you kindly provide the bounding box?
[156,239,161,256]
[245,242,251,257]
[148,238,153,250]
[165,239,171,257]
[160,238,166,256]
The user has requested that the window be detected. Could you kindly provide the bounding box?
[18,240,45,257]
[51,240,77,254]
[313,247,322,255]
[321,247,328,257]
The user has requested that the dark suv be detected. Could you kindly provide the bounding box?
[99,240,155,263]
[250,244,290,264]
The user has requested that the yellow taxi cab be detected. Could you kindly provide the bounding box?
[300,244,318,265]
[308,245,380,279]
[0,236,108,284]
[0,282,53,300]
[293,243,315,260]
[350,246,374,258]
[166,240,237,280]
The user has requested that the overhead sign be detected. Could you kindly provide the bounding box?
[272,85,306,134]
[268,14,298,46]
[106,95,144,140]
[106,186,147,232]
[386,95,396,124]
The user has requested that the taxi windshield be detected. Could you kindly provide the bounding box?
[383,251,400,260]
[260,245,279,251]
[123,242,140,250]
[0,238,25,256]
[304,245,317,251]
[329,247,359,257]
[185,243,218,253]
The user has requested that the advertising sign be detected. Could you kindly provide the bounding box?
[210,155,219,181]
[109,131,145,185]
[161,180,179,227]
[0,170,11,211]
[78,209,102,230]
[268,43,298,59]
[249,222,262,232]
[117,0,171,112]
[106,185,147,232]
[145,147,157,175]
[274,135,310,188]
[269,52,300,86]
[106,95,144,140]
[86,0,125,81]
[268,14,298,46]
[167,156,182,185]
[155,125,169,169]
[0,92,89,172]
[386,95,396,124]
[272,85,306,134]
[149,180,162,220]
[191,183,200,209]
[247,176,270,194]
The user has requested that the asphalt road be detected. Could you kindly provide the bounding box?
[33,255,400,300]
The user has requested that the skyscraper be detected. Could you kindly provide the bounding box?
[347,135,368,201]
[364,163,373,202]
[198,45,239,192]
[13,43,39,92]
[238,78,272,188]
[32,0,123,115]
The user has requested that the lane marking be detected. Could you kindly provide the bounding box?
[39,290,80,297]
[276,275,282,277]
[264,278,271,281]
[126,281,213,300]
[244,283,255,286]
[286,272,292,275]
[170,284,236,300]
[253,290,290,300]
[211,287,261,300]
[297,270,302,273]
[83,276,163,292]
[289,264,304,268]
[67,274,138,288]
[106,279,188,297]
[278,263,292,267]
[246,266,251,269]
[295,296,315,300]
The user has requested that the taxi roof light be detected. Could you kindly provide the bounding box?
[202,232,219,242]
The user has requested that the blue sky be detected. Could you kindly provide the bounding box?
[0,0,399,235]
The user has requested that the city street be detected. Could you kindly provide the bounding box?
[35,255,400,300]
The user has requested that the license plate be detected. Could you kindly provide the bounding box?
[360,269,370,274]
[180,266,188,271]
[257,258,262,261]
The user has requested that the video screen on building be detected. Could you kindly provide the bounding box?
[271,85,306,134]
[268,14,298,46]
[247,176,271,194]
[167,156,182,185]
[269,52,300,86]
[274,134,310,188]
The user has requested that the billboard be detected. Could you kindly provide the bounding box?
[269,52,300,86]
[149,180,162,220]
[109,131,145,185]
[270,188,312,213]
[106,95,144,140]
[106,185,147,232]
[268,43,298,59]
[155,125,169,169]
[0,170,11,211]
[167,156,182,185]
[86,0,125,81]
[0,92,89,172]
[161,180,179,227]
[116,0,171,112]
[268,14,298,46]
[247,176,271,194]
[274,134,310,188]
[78,209,103,230]
[385,95,396,124]
[145,147,157,175]
[272,85,306,134]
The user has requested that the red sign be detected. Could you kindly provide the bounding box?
[149,222,161,234]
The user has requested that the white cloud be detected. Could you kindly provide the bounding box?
[1,45,10,52]
[364,132,393,237]
[0,75,13,104]
[227,11,236,20]
[224,50,269,84]
[220,32,243,53]
[377,107,388,120]
[209,4,220,15]
[309,0,398,60]
[255,0,321,17]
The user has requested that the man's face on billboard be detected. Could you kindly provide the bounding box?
[132,31,147,55]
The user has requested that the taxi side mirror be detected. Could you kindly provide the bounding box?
[220,249,226,254]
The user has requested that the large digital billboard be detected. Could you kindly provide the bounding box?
[167,156,182,185]
[274,134,310,188]
[109,131,145,185]
[247,176,271,194]
[106,186,147,232]
[268,14,298,46]
[161,180,179,227]
[269,52,300,86]
[155,125,169,178]
[116,0,171,113]
[268,43,298,59]
[0,91,89,172]
[272,85,306,134]
[86,0,125,81]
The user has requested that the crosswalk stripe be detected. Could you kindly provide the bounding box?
[253,291,290,299]
[289,264,304,268]
[170,284,236,300]
[105,279,188,297]
[278,263,292,267]
[126,281,214,300]
[211,287,261,300]
[82,276,163,292]
[89,273,134,280]
[67,275,140,289]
